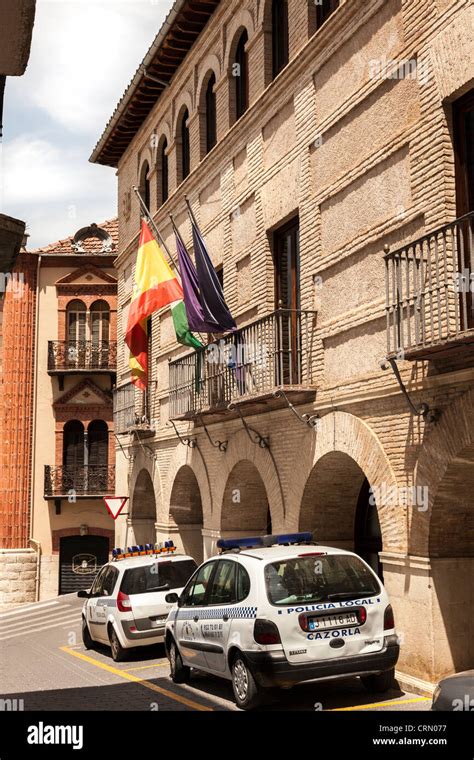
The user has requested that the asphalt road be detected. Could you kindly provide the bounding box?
[0,595,431,713]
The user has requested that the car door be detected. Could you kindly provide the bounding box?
[94,566,119,642]
[174,560,217,670]
[201,559,238,673]
[87,566,109,640]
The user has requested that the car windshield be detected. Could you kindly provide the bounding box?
[264,554,380,606]
[121,559,197,596]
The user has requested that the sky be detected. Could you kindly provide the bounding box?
[1,0,171,248]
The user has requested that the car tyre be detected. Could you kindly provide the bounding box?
[109,626,127,662]
[169,640,190,684]
[361,668,395,693]
[82,617,93,650]
[231,654,262,710]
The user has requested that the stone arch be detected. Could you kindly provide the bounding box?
[223,10,255,73]
[169,465,204,563]
[197,53,221,98]
[172,91,194,136]
[214,427,285,533]
[292,411,401,553]
[130,468,157,545]
[413,387,474,676]
[221,460,271,535]
[163,443,212,525]
[413,386,474,557]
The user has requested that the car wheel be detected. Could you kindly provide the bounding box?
[231,654,262,710]
[169,640,190,684]
[82,617,93,650]
[361,668,395,693]
[109,626,127,663]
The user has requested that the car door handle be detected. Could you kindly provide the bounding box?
[222,615,229,622]
[193,616,199,623]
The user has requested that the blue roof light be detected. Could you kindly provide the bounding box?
[265,532,313,546]
[217,536,264,550]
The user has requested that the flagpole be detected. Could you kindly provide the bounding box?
[184,194,200,229]
[132,185,179,272]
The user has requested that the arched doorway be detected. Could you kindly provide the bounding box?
[170,466,204,564]
[354,478,384,581]
[131,469,157,546]
[299,452,383,578]
[221,460,270,534]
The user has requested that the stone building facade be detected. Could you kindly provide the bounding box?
[91,0,474,689]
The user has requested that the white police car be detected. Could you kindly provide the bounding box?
[78,542,197,662]
[164,533,399,709]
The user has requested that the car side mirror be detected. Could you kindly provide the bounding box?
[165,592,179,605]
[77,590,89,599]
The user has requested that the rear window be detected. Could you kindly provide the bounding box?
[121,559,197,596]
[264,554,380,606]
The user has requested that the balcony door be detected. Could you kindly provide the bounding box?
[62,420,85,494]
[66,300,87,368]
[453,90,474,329]
[274,218,300,384]
[88,420,108,492]
[90,300,110,368]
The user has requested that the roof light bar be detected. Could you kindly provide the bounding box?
[217,532,314,552]
[217,536,264,551]
[263,532,313,547]
[112,540,177,561]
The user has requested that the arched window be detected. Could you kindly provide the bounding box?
[180,108,190,182]
[90,300,110,347]
[63,421,85,470]
[205,73,217,154]
[315,0,339,31]
[272,0,289,79]
[159,138,168,204]
[234,31,249,122]
[139,161,151,213]
[66,300,87,344]
[88,420,108,468]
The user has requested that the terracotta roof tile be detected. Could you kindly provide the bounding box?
[29,218,118,255]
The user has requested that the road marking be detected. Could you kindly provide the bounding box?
[0,607,78,631]
[122,663,169,672]
[0,614,81,641]
[60,647,214,712]
[330,697,431,711]
[0,600,60,619]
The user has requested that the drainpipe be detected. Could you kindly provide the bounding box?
[29,253,42,600]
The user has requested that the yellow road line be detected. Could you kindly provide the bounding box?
[60,647,213,712]
[330,697,430,711]
[122,663,169,672]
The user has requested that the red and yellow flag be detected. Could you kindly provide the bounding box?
[125,220,183,390]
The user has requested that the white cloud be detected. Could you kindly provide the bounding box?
[13,0,166,136]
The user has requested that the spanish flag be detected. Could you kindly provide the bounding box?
[125,220,199,390]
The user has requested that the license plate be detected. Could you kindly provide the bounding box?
[150,614,168,624]
[308,612,358,631]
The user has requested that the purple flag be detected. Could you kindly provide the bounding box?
[191,219,237,332]
[174,230,219,333]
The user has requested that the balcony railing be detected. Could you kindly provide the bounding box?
[44,465,115,498]
[113,383,155,437]
[48,341,117,373]
[385,212,474,360]
[169,309,316,419]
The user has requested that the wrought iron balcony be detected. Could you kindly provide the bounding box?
[169,309,317,420]
[113,383,156,437]
[385,212,474,361]
[44,465,115,499]
[48,341,117,374]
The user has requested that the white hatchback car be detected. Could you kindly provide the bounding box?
[79,543,197,662]
[164,533,399,709]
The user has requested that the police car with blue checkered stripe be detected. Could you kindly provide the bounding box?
[164,533,399,709]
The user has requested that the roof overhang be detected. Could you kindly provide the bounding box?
[90,0,220,169]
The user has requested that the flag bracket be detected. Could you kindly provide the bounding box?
[197,414,228,452]
[167,420,197,449]
[380,357,440,422]
[273,390,320,429]
[228,403,269,449]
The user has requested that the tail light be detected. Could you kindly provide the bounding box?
[254,619,281,645]
[117,591,132,613]
[384,604,395,630]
